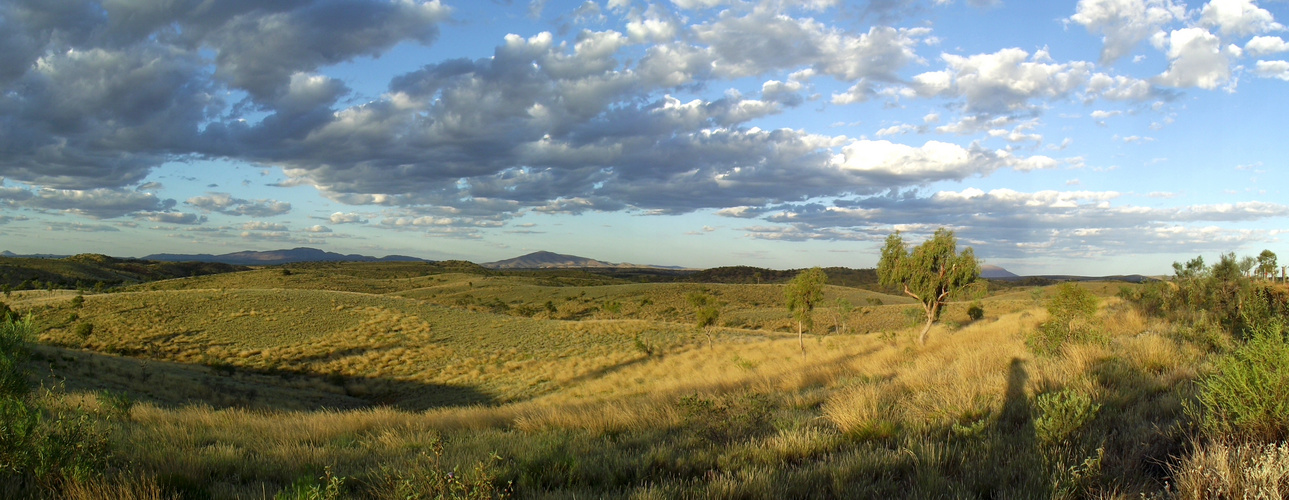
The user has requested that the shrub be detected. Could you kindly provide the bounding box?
[0,317,32,398]
[967,301,984,321]
[69,295,84,309]
[1028,283,1100,356]
[274,466,345,500]
[374,440,511,500]
[1033,388,1101,446]
[1192,321,1289,441]
[74,322,93,339]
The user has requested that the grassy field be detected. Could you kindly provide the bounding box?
[0,262,1282,498]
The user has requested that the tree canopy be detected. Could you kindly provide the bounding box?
[878,228,980,345]
[785,267,826,354]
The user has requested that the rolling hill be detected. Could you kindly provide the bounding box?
[142,247,429,265]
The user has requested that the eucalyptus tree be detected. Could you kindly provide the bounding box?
[878,228,981,345]
[785,267,827,354]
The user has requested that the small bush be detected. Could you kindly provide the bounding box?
[1028,283,1101,356]
[1033,388,1101,446]
[74,322,93,339]
[967,301,984,321]
[69,295,84,309]
[274,466,345,500]
[1192,321,1289,441]
[375,440,511,500]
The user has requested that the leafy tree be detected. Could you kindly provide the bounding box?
[687,292,721,350]
[1239,256,1257,277]
[831,298,854,336]
[784,267,826,354]
[1257,250,1278,279]
[878,228,980,345]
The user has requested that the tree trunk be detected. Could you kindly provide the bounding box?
[919,317,934,345]
[798,321,805,355]
[919,302,940,345]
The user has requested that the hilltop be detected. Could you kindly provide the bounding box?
[482,250,686,270]
[142,247,429,266]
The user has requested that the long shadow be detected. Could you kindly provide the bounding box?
[26,344,494,412]
[985,357,1047,496]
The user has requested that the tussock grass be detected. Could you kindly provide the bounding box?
[1,274,1249,498]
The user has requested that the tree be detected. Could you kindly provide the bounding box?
[785,267,826,354]
[832,298,854,336]
[687,292,721,350]
[878,228,981,345]
[1257,250,1278,279]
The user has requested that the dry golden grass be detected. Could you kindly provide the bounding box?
[1170,441,1289,499]
[8,274,1228,498]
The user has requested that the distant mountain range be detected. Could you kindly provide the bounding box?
[980,264,1018,279]
[142,247,429,266]
[482,251,687,270]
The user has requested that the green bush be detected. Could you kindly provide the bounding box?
[1028,283,1100,356]
[0,317,32,398]
[1033,388,1101,446]
[74,322,93,339]
[967,301,984,321]
[1193,321,1289,441]
[274,466,345,500]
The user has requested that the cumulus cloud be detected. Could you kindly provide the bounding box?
[329,212,369,224]
[241,221,290,231]
[1246,36,1289,56]
[1068,0,1184,65]
[186,193,292,217]
[906,48,1097,116]
[25,188,172,219]
[1253,60,1289,79]
[739,188,1289,258]
[1199,0,1283,38]
[136,211,207,225]
[1155,27,1237,89]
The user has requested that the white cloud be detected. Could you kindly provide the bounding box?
[1069,0,1185,64]
[1245,36,1289,56]
[1199,0,1283,38]
[329,212,369,224]
[1155,28,1236,89]
[916,48,1094,115]
[186,193,292,217]
[241,221,290,231]
[1253,59,1289,79]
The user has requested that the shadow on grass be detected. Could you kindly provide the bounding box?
[25,344,494,412]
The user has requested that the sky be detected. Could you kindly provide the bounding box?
[0,0,1287,275]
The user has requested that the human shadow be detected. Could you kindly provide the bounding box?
[983,357,1047,497]
[27,344,494,412]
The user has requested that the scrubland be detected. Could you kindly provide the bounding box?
[1,261,1287,498]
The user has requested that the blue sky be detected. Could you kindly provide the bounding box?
[1,0,1287,275]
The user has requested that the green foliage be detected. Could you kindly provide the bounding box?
[0,317,32,398]
[98,390,136,420]
[1033,388,1101,446]
[877,229,979,344]
[1047,283,1098,320]
[74,322,93,339]
[1028,284,1101,357]
[69,295,84,309]
[0,317,111,493]
[967,301,984,321]
[784,267,826,332]
[1193,321,1289,441]
[378,440,511,500]
[1257,249,1278,278]
[1125,252,1289,340]
[274,466,345,500]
